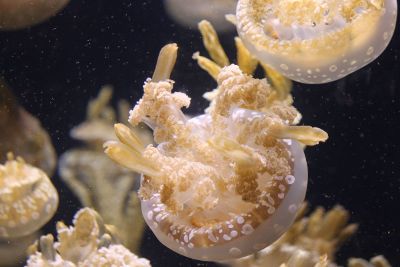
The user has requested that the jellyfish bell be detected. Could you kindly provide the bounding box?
[140,114,308,261]
[236,0,398,84]
[164,0,237,32]
[0,154,59,238]
[0,0,70,30]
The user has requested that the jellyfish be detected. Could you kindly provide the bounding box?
[26,208,151,267]
[229,204,359,267]
[193,20,294,108]
[236,0,398,84]
[164,0,237,32]
[59,86,150,253]
[105,44,328,261]
[0,154,59,239]
[0,0,69,30]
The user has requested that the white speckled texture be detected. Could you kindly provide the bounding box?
[237,0,397,84]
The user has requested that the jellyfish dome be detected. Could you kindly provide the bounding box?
[164,0,237,32]
[236,0,398,84]
[0,0,69,30]
[0,155,59,238]
[105,44,328,261]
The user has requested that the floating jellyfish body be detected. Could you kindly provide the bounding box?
[236,0,398,84]
[0,0,69,30]
[26,208,151,267]
[105,44,328,261]
[140,123,309,261]
[0,155,58,238]
[164,0,237,32]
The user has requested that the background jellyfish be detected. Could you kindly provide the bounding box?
[0,154,59,267]
[0,0,70,30]
[26,208,151,267]
[164,0,237,32]
[0,81,57,176]
[236,0,398,83]
[193,19,294,108]
[59,86,151,254]
[0,154,59,238]
[229,204,391,267]
[105,44,328,261]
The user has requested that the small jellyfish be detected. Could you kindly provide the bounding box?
[0,154,59,238]
[164,0,237,32]
[236,0,398,83]
[0,0,69,30]
[230,204,359,267]
[105,44,328,261]
[26,208,151,267]
[59,86,149,253]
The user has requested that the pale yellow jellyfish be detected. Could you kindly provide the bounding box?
[0,154,59,238]
[193,20,294,109]
[26,208,151,267]
[229,204,393,267]
[105,44,328,261]
[164,0,237,32]
[59,86,149,253]
[0,0,70,30]
[229,204,358,267]
[348,256,392,267]
[236,0,398,83]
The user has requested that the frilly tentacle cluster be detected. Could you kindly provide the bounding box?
[26,208,151,267]
[229,204,391,267]
[0,154,58,239]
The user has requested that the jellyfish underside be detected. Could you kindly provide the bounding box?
[164,0,237,32]
[0,155,58,239]
[236,0,397,83]
[105,44,328,261]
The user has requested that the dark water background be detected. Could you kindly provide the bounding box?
[0,1,399,266]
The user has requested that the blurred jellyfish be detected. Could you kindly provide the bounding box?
[236,0,398,83]
[0,81,57,176]
[59,86,151,253]
[193,20,294,109]
[164,0,237,32]
[348,256,392,267]
[0,154,58,266]
[0,154,59,239]
[228,204,392,267]
[0,0,69,30]
[26,208,151,267]
[229,204,358,267]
